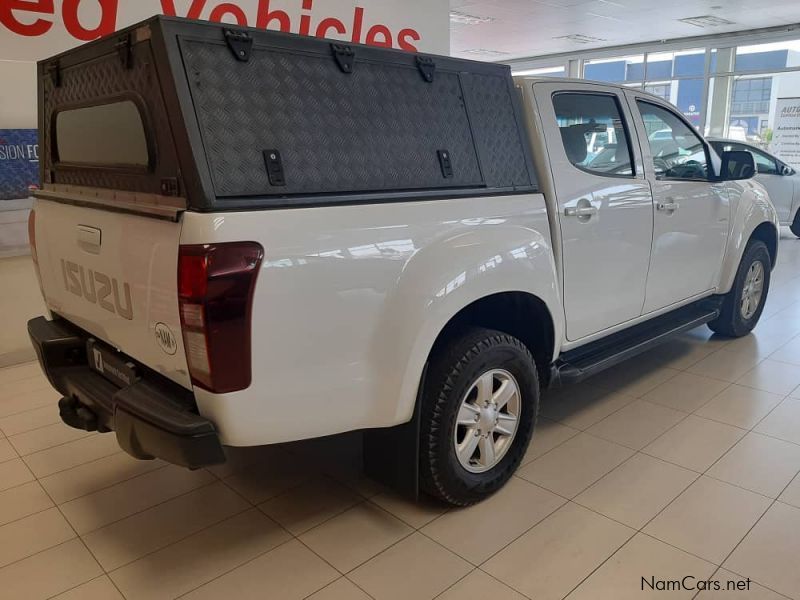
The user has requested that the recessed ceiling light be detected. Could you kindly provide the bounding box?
[679,15,735,27]
[554,34,607,44]
[460,48,511,56]
[449,11,495,25]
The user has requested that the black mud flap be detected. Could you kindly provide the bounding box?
[363,364,427,500]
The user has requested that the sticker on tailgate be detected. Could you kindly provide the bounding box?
[87,339,140,388]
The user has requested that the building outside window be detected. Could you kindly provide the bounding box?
[730,76,773,140]
[644,83,672,101]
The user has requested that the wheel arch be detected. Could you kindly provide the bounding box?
[750,221,778,270]
[427,291,556,388]
[718,180,779,294]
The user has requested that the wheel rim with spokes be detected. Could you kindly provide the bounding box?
[740,260,765,320]
[453,368,521,473]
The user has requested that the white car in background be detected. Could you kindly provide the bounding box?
[709,138,800,237]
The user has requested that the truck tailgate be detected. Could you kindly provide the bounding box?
[34,199,191,389]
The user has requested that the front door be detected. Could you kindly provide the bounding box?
[629,96,730,314]
[538,84,654,341]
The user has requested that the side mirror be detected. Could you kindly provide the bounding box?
[720,150,756,181]
[781,164,794,176]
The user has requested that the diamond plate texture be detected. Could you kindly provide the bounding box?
[42,41,180,195]
[182,39,529,198]
[460,73,532,188]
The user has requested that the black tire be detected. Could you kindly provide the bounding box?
[708,240,771,337]
[419,327,539,506]
[791,211,800,238]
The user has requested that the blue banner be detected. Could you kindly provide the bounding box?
[0,130,40,201]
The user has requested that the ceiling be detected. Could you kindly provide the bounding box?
[450,0,800,61]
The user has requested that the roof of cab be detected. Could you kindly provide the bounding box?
[512,75,667,102]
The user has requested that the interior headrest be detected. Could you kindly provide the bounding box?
[560,126,588,165]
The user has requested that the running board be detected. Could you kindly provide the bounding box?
[551,301,721,388]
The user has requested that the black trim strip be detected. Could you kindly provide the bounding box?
[199,185,540,212]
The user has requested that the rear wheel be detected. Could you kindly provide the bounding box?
[708,240,770,337]
[419,328,538,506]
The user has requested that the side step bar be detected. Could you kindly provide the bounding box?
[550,301,722,388]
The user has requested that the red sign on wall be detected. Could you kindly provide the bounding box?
[0,0,449,60]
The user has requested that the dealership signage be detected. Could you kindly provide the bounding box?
[0,0,450,60]
[0,130,39,200]
[771,98,800,170]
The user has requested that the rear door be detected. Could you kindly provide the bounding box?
[33,24,191,388]
[536,82,654,341]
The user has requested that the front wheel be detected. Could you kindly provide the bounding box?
[790,210,800,238]
[419,328,539,506]
[708,240,771,337]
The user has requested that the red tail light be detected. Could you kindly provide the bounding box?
[28,209,38,264]
[178,242,264,393]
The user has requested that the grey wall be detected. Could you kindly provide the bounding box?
[0,61,37,129]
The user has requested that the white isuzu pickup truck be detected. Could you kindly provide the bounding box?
[28,17,778,506]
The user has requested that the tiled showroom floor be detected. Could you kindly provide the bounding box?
[3,234,800,600]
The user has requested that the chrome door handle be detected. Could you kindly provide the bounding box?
[564,206,599,217]
[657,202,679,212]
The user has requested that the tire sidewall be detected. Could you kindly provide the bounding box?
[730,241,771,336]
[791,211,800,238]
[424,332,538,505]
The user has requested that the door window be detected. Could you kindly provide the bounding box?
[637,101,709,180]
[750,148,779,175]
[712,142,780,175]
[553,93,635,176]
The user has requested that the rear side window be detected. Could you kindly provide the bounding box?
[553,93,634,177]
[55,100,149,168]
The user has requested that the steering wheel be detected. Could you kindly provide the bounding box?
[652,157,671,174]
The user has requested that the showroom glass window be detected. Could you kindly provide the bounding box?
[637,101,709,180]
[553,93,634,176]
[584,55,644,84]
[642,50,706,127]
[513,66,566,77]
[644,83,671,101]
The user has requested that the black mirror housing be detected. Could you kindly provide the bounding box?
[720,150,756,181]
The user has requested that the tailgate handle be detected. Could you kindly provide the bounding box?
[77,225,102,249]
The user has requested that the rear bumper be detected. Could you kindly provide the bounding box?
[27,316,225,469]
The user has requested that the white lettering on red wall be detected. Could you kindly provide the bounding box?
[0,0,442,58]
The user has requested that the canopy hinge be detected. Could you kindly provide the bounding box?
[416,56,435,82]
[225,29,253,62]
[115,33,134,70]
[47,62,61,88]
[331,44,355,74]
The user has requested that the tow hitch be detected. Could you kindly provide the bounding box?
[58,396,107,433]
